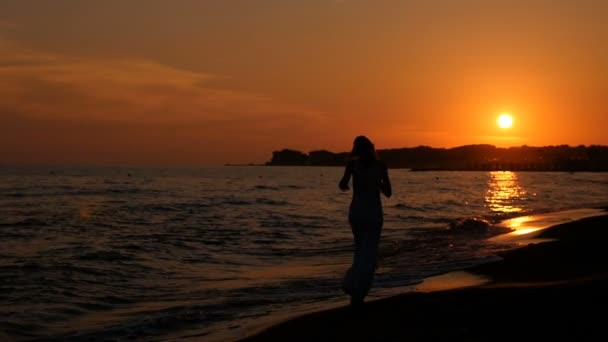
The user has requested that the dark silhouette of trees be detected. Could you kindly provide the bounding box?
[269,149,308,165]
[266,145,608,171]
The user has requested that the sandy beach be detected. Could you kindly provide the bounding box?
[241,211,608,341]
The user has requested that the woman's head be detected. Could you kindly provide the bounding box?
[351,135,377,163]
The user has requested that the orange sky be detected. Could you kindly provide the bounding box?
[1,0,607,165]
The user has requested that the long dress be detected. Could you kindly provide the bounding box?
[343,159,384,304]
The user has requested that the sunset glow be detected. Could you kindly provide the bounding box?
[1,1,607,165]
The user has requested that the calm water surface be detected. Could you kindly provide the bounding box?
[1,166,607,341]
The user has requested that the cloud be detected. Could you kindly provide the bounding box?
[0,38,326,125]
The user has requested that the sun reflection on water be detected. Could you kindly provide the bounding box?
[503,216,542,235]
[485,171,528,213]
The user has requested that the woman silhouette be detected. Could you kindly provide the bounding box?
[339,135,392,306]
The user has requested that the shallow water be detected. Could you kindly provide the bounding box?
[1,166,607,341]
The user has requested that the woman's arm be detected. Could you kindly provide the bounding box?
[380,162,392,198]
[339,161,353,191]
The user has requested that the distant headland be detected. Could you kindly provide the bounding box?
[265,145,608,171]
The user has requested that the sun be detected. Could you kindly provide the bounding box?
[497,114,513,129]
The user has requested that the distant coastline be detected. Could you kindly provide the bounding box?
[224,163,264,167]
[264,144,608,172]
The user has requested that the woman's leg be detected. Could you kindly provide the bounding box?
[349,219,382,304]
[342,219,362,295]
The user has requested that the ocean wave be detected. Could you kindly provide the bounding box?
[222,199,253,206]
[253,185,280,190]
[282,184,306,189]
[42,303,233,342]
[0,218,48,227]
[394,214,453,224]
[447,217,513,237]
[76,250,140,262]
[215,197,293,206]
[253,184,306,191]
[2,187,162,199]
[3,192,27,198]
[255,198,291,206]
[393,202,420,210]
[2,167,607,342]
[258,219,326,229]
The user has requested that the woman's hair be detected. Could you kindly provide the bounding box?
[351,135,378,164]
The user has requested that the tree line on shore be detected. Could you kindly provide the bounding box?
[266,144,608,171]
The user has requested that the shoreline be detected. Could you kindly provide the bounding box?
[239,209,608,341]
[228,164,608,172]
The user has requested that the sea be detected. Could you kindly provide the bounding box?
[1,165,607,341]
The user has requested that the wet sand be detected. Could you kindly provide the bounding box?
[240,211,608,341]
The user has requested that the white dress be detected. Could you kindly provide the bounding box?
[343,160,384,303]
